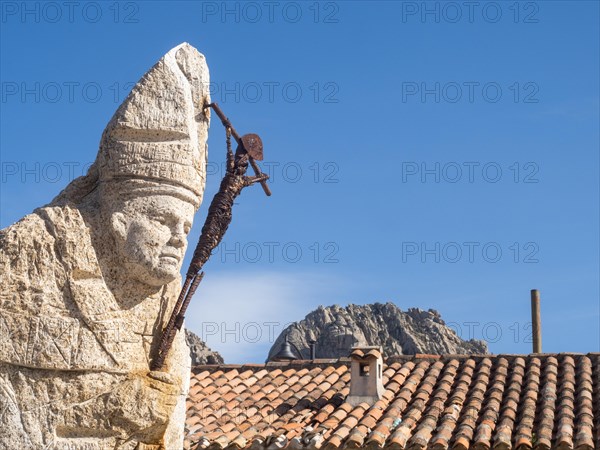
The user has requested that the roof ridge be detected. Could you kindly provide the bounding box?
[190,352,600,371]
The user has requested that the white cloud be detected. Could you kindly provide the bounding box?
[184,270,344,363]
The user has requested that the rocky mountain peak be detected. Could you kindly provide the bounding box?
[267,302,487,361]
[185,329,224,365]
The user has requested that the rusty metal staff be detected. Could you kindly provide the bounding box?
[208,102,272,197]
[151,103,271,371]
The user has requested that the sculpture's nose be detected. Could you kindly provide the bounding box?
[169,227,187,249]
[172,236,185,248]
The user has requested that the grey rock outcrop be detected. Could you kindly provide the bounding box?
[267,303,488,360]
[185,329,224,365]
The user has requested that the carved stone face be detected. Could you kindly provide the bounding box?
[109,194,196,287]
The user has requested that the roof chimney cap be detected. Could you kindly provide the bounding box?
[349,346,382,360]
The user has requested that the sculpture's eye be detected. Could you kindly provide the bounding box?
[154,216,168,226]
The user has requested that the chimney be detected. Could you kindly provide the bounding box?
[530,289,542,353]
[309,340,316,360]
[347,346,384,406]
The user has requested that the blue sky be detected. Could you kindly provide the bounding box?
[1,1,598,362]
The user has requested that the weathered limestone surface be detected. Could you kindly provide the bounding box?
[0,43,210,449]
[268,303,488,360]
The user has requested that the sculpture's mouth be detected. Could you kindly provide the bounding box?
[160,252,180,264]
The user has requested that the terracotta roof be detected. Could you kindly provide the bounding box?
[185,353,599,450]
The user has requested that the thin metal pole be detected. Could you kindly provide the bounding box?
[530,289,542,353]
[151,272,204,371]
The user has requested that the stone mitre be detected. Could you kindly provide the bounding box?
[0,42,210,450]
[56,41,210,206]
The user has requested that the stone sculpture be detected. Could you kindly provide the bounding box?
[0,42,210,449]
